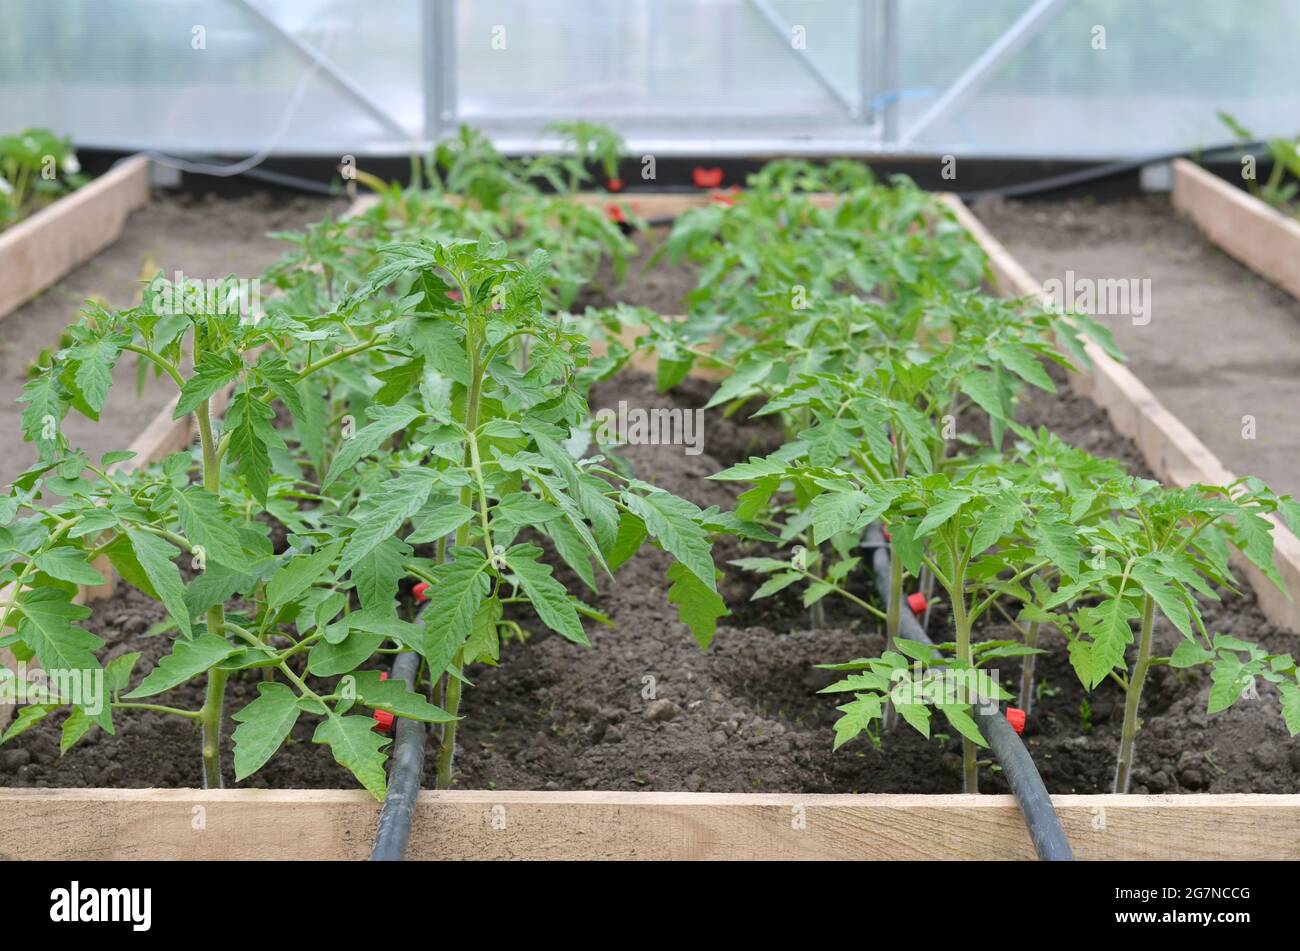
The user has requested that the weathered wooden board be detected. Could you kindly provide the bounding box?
[0,789,1296,861]
[1172,158,1300,301]
[566,189,837,218]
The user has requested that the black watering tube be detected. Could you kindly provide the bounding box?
[862,523,1074,861]
[368,649,427,862]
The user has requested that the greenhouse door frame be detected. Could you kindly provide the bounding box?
[239,0,1076,155]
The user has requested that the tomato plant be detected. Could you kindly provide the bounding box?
[1218,111,1300,212]
[1033,476,1300,791]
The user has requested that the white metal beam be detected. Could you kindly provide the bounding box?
[747,0,859,118]
[233,0,418,143]
[895,0,1075,149]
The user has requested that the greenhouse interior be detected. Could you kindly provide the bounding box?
[2,0,1300,891]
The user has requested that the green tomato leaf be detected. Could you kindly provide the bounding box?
[1278,682,1300,737]
[124,527,191,638]
[0,703,56,745]
[60,706,95,754]
[939,705,989,749]
[232,682,301,780]
[338,472,434,574]
[665,559,728,649]
[420,553,491,678]
[167,486,245,570]
[175,352,242,418]
[321,404,422,490]
[307,629,386,677]
[625,489,716,593]
[831,695,882,751]
[314,714,389,799]
[350,670,457,723]
[504,544,588,645]
[606,511,647,572]
[350,537,411,612]
[68,334,125,417]
[34,547,105,586]
[1169,639,1215,669]
[15,587,102,676]
[125,633,236,699]
[226,391,283,505]
[267,543,341,613]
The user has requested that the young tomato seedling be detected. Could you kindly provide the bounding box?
[325,236,728,787]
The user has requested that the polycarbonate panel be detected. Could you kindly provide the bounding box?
[456,1,869,120]
[0,0,421,155]
[896,0,1300,157]
[0,0,1297,158]
[460,0,881,156]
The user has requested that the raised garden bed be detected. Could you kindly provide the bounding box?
[2,149,1298,860]
[0,154,148,320]
[9,366,1296,800]
[1172,158,1300,301]
[3,789,1298,861]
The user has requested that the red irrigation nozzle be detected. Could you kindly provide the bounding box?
[1006,707,1027,735]
[692,166,723,188]
[373,672,394,733]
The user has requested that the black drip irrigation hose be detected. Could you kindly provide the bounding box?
[862,523,1074,861]
[368,649,426,862]
[969,701,1073,861]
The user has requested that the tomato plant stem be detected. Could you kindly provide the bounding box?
[122,344,185,389]
[881,545,904,731]
[1114,595,1155,793]
[886,545,903,655]
[115,702,202,720]
[947,531,978,794]
[435,284,483,790]
[1019,620,1040,715]
[198,667,228,788]
[196,395,228,788]
[295,338,387,381]
[952,590,978,794]
[436,651,464,790]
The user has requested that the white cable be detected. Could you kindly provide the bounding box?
[145,25,335,178]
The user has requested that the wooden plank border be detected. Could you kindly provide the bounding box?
[1172,157,1300,301]
[0,154,150,319]
[0,789,1296,860]
[942,193,1300,632]
[564,189,837,218]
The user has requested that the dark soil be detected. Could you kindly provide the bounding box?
[574,226,697,315]
[4,230,1298,796]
